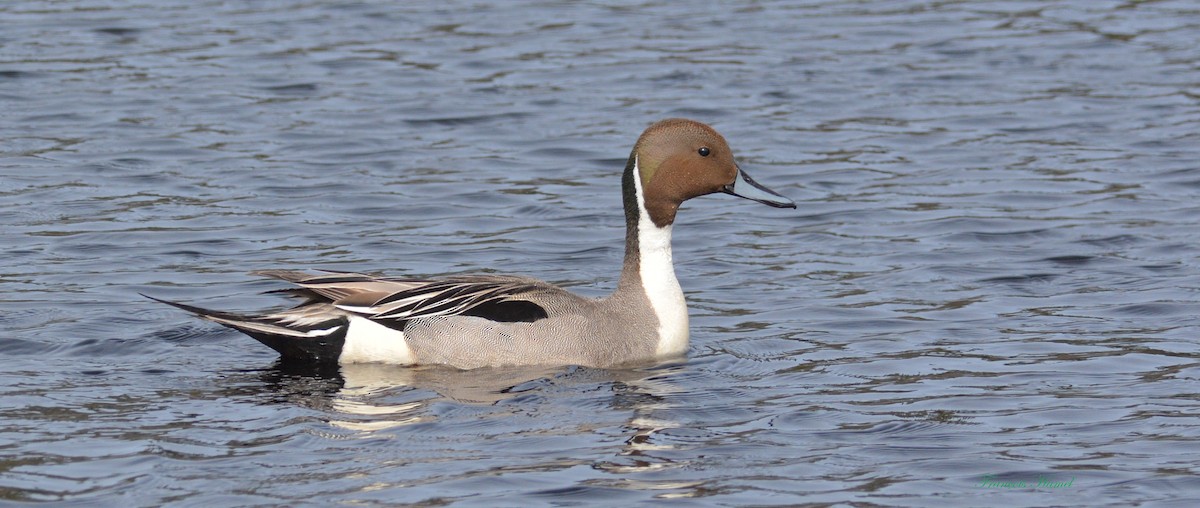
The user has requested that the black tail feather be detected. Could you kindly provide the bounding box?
[143,294,346,364]
[142,294,251,322]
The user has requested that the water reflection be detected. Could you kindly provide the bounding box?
[237,361,693,452]
[329,363,568,432]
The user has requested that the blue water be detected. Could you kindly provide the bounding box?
[3,1,1199,505]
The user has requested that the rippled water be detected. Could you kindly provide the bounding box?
[3,0,1200,505]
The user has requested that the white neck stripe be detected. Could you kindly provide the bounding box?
[633,158,689,357]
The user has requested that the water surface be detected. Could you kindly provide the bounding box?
[2,0,1199,505]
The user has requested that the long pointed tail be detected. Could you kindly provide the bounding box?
[144,294,347,364]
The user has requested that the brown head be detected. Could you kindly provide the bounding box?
[625,118,796,228]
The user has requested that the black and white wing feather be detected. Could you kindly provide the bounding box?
[255,270,582,324]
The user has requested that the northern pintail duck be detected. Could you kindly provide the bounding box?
[151,118,795,369]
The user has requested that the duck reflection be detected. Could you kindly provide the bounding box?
[241,359,691,476]
[326,363,570,431]
[248,360,679,425]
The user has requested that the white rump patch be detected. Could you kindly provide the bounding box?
[339,316,415,365]
[633,158,690,357]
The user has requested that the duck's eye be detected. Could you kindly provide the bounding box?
[698,147,711,157]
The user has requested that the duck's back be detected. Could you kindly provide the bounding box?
[402,290,660,369]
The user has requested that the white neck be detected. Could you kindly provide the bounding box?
[632,159,689,357]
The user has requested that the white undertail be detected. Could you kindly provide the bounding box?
[340,316,415,365]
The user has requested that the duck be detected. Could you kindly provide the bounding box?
[149,118,795,369]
